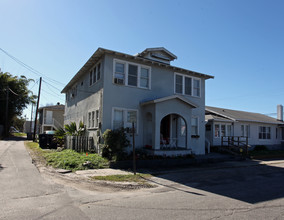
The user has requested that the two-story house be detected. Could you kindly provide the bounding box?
[61,47,214,155]
[38,104,65,134]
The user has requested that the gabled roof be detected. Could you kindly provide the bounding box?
[61,47,214,93]
[141,95,198,108]
[206,106,284,125]
[136,47,177,61]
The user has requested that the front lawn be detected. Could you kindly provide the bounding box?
[25,141,109,171]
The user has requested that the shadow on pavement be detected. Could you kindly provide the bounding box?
[148,159,284,204]
[4,136,27,141]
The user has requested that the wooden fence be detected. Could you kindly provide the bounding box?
[65,136,94,152]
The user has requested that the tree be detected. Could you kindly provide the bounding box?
[0,72,36,136]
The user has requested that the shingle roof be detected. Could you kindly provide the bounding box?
[206,106,284,125]
[61,47,214,93]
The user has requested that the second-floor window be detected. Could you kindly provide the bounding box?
[89,62,101,86]
[113,59,151,89]
[175,73,201,97]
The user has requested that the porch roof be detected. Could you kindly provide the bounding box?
[140,95,198,108]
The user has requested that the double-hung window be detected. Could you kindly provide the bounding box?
[215,124,220,137]
[241,125,250,137]
[88,110,99,129]
[114,62,125,85]
[175,75,183,94]
[259,126,271,139]
[112,108,138,133]
[128,64,138,86]
[89,62,101,86]
[113,59,151,89]
[140,67,149,88]
[175,73,201,97]
[191,117,198,136]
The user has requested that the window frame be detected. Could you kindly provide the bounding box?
[89,62,101,87]
[259,126,271,140]
[113,59,151,90]
[191,116,199,136]
[112,107,139,134]
[174,73,201,97]
[88,109,99,129]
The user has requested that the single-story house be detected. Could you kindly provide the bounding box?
[205,105,284,150]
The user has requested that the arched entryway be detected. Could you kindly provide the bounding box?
[160,114,187,149]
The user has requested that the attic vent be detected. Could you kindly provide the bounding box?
[151,52,171,61]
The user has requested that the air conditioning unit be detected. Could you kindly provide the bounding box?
[114,78,124,85]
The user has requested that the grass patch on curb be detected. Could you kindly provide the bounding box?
[25,141,109,171]
[91,174,152,183]
[12,132,26,137]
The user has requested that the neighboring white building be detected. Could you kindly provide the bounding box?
[61,47,214,155]
[38,104,65,134]
[205,105,284,149]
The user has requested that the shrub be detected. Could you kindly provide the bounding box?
[102,128,130,161]
[253,145,268,151]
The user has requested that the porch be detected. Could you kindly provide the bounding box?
[141,95,198,155]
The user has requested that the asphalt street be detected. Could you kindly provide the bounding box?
[1,138,284,219]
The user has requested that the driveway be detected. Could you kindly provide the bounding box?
[0,138,89,219]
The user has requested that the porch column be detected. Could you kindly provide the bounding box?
[154,114,161,150]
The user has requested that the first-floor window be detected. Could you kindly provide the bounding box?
[113,109,124,130]
[191,117,198,135]
[215,124,220,137]
[241,125,250,137]
[221,125,226,137]
[259,126,271,139]
[88,110,99,129]
[88,112,91,128]
[113,108,138,133]
[227,125,233,136]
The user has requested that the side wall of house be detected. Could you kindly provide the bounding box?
[64,57,105,147]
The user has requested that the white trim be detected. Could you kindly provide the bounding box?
[113,58,151,90]
[87,109,99,129]
[174,72,201,98]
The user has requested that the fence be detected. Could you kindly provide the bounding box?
[65,136,95,152]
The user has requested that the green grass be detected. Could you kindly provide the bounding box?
[12,132,26,137]
[25,141,109,171]
[91,174,152,183]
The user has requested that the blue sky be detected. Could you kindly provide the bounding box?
[1,0,283,120]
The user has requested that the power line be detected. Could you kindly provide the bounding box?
[0,47,65,86]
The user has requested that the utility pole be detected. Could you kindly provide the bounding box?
[33,77,42,142]
[5,86,9,136]
[30,103,33,133]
